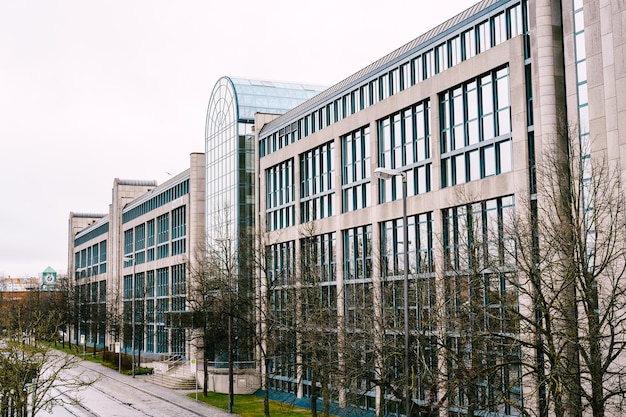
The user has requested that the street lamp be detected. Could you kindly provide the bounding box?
[123,255,136,378]
[215,237,234,414]
[374,166,411,417]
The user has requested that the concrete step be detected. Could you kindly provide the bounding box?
[147,372,197,390]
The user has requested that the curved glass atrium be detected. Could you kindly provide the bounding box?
[205,76,326,238]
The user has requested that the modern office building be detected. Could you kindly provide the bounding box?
[64,0,625,413]
[235,0,626,416]
[67,153,205,359]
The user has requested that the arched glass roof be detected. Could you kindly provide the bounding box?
[228,77,326,122]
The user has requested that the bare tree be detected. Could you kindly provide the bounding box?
[297,223,341,417]
[506,123,626,417]
[187,235,228,396]
[1,287,97,416]
[0,333,97,416]
[434,196,523,416]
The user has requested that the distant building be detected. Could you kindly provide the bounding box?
[0,268,62,331]
[67,153,205,358]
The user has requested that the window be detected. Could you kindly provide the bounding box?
[435,43,448,73]
[171,264,186,295]
[449,36,462,67]
[378,100,431,202]
[440,66,512,187]
[99,240,107,273]
[343,225,372,281]
[492,11,507,46]
[299,232,336,283]
[342,126,371,212]
[477,20,491,53]
[300,141,335,222]
[266,159,295,231]
[300,233,338,325]
[380,212,434,277]
[462,28,476,60]
[266,241,295,287]
[157,267,169,297]
[124,229,133,257]
[171,206,186,255]
[156,215,169,259]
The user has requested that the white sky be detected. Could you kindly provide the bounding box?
[0,0,478,277]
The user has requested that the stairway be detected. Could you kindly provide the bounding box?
[147,360,197,390]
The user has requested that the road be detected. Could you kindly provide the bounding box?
[46,358,233,417]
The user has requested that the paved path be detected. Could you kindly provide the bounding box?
[47,358,234,417]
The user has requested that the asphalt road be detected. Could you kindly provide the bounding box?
[46,358,233,417]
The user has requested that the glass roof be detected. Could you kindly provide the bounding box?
[229,77,326,122]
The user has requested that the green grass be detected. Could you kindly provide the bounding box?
[188,391,328,417]
[47,341,105,364]
[47,342,153,374]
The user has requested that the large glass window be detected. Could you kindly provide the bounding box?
[300,232,336,284]
[378,100,431,203]
[342,126,371,212]
[172,264,186,296]
[300,141,335,222]
[380,212,434,277]
[266,159,295,231]
[99,240,107,273]
[171,206,187,255]
[157,267,169,297]
[440,66,513,187]
[266,241,295,287]
[134,223,145,265]
[157,213,169,259]
[267,241,296,331]
[343,225,372,281]
[300,233,337,325]
[380,212,436,404]
[124,229,133,257]
[343,225,372,332]
[146,219,155,262]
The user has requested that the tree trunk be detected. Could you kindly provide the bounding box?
[311,368,318,417]
[264,358,271,417]
[203,325,208,396]
[585,273,604,417]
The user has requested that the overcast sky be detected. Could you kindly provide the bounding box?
[0,0,477,277]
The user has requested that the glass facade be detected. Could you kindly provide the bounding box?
[206,77,325,239]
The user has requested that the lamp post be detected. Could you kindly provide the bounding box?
[215,237,234,413]
[123,255,136,378]
[374,167,410,417]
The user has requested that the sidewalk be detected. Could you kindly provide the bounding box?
[77,358,234,417]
